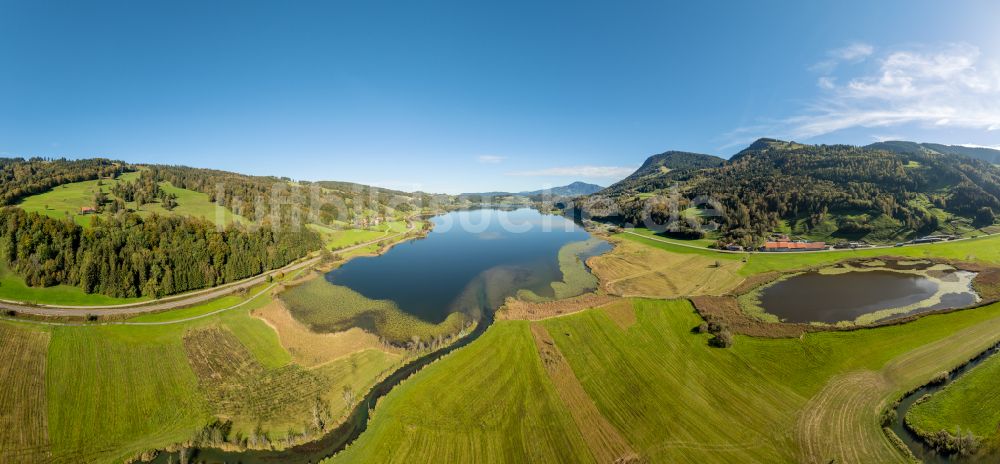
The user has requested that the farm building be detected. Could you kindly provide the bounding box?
[762,241,827,252]
[79,206,96,214]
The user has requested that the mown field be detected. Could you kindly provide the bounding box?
[330,321,597,463]
[329,298,1000,463]
[0,324,51,463]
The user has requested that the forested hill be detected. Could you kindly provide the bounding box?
[0,157,129,206]
[867,141,1000,164]
[601,150,724,195]
[581,138,1000,247]
[148,165,434,224]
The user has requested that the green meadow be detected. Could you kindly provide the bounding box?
[330,298,1000,463]
[906,351,1000,443]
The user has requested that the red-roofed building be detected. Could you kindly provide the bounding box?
[762,241,826,252]
[80,206,96,214]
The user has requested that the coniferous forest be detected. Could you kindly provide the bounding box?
[0,207,321,298]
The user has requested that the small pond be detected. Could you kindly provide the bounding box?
[755,261,979,324]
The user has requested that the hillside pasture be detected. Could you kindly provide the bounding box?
[16,171,243,227]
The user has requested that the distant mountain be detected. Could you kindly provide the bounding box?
[520,181,603,197]
[602,150,725,195]
[461,181,603,198]
[867,141,1000,164]
[578,138,1000,246]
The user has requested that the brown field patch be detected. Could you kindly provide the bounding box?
[590,238,744,299]
[498,292,620,321]
[0,324,51,463]
[253,300,397,367]
[601,299,638,330]
[529,323,641,464]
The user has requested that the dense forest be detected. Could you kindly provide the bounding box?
[581,139,1000,247]
[0,207,321,298]
[0,157,129,206]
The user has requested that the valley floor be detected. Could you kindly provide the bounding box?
[6,226,1000,463]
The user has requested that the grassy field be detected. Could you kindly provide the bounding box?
[330,321,597,463]
[906,351,1000,442]
[0,323,51,463]
[328,298,1000,463]
[308,223,396,250]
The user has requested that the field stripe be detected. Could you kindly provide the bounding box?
[0,324,51,463]
[530,323,640,464]
[796,311,1000,463]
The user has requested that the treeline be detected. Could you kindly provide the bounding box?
[0,157,129,206]
[0,207,321,298]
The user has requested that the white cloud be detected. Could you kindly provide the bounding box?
[957,143,1000,150]
[832,42,874,61]
[477,155,506,164]
[507,165,636,178]
[810,42,874,73]
[730,43,1000,144]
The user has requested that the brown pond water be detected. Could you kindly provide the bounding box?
[758,269,978,323]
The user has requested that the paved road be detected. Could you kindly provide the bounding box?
[1,221,416,318]
[622,229,996,255]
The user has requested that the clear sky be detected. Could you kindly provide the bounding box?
[2,1,999,194]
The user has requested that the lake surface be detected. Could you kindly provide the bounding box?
[325,208,602,323]
[758,268,978,324]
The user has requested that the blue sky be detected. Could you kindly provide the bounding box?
[2,0,999,194]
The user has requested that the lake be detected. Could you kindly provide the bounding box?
[757,264,979,324]
[324,208,607,324]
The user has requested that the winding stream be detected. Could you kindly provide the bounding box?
[891,342,1000,463]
